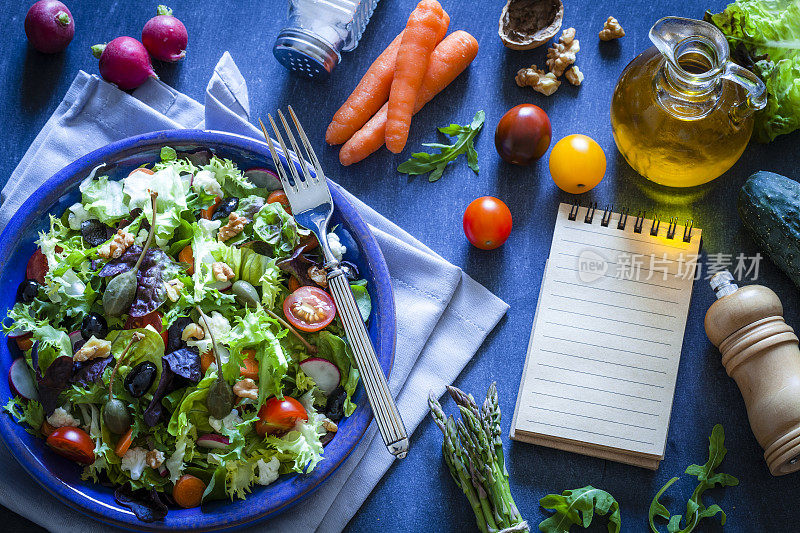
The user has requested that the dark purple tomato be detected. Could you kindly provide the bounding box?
[24,0,75,54]
[494,104,552,166]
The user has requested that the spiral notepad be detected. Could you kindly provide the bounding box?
[510,202,702,469]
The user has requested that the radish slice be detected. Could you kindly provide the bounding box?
[9,358,38,401]
[68,330,83,351]
[197,434,230,449]
[243,168,281,191]
[299,358,341,396]
[158,465,168,477]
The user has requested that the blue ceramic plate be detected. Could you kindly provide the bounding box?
[0,130,395,531]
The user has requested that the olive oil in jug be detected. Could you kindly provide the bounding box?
[610,17,767,188]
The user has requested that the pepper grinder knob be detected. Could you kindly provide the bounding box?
[705,270,800,475]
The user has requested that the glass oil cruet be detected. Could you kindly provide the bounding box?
[610,17,767,188]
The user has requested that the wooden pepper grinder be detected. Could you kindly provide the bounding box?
[705,270,800,476]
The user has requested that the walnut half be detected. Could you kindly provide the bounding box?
[565,66,584,86]
[599,16,625,41]
[516,64,561,96]
[546,27,580,77]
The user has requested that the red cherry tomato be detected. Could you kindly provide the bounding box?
[463,197,513,250]
[267,190,292,214]
[125,311,167,344]
[283,286,336,332]
[255,396,308,436]
[495,104,552,166]
[26,248,48,284]
[47,426,95,464]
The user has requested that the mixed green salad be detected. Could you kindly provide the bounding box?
[3,147,369,521]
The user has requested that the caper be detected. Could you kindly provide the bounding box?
[124,361,157,398]
[232,280,260,308]
[207,379,234,419]
[103,397,131,434]
[103,191,158,317]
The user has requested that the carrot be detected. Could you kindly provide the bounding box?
[173,474,206,508]
[325,10,450,146]
[178,244,194,275]
[240,349,259,380]
[326,33,403,146]
[114,427,133,458]
[385,0,445,154]
[201,196,222,219]
[200,351,215,374]
[340,30,479,166]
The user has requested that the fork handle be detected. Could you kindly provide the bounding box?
[327,272,409,459]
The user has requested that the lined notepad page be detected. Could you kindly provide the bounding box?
[513,203,702,460]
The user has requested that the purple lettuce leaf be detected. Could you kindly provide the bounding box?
[38,356,75,415]
[164,347,201,383]
[71,356,112,386]
[98,246,142,277]
[114,486,168,523]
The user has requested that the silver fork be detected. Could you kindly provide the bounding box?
[260,107,409,459]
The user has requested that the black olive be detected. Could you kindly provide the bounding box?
[81,219,115,247]
[16,280,40,303]
[166,316,193,354]
[125,362,158,398]
[325,386,347,422]
[211,197,239,221]
[81,313,108,340]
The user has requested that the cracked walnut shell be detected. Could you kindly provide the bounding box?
[499,0,563,50]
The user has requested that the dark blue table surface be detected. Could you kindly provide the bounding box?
[2,0,798,531]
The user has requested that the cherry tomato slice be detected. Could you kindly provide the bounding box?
[47,426,95,464]
[463,196,513,250]
[283,286,336,332]
[267,190,292,214]
[255,396,308,436]
[125,311,167,344]
[26,248,48,284]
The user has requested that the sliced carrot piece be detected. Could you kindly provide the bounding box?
[173,474,206,508]
[200,351,215,375]
[114,427,133,458]
[240,349,259,380]
[178,245,194,275]
[201,196,222,220]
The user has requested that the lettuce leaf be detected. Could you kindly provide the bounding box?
[4,397,44,436]
[203,156,266,199]
[80,175,129,223]
[123,166,189,247]
[167,371,216,436]
[107,327,165,397]
[314,331,359,417]
[224,308,288,401]
[252,202,308,257]
[706,0,800,141]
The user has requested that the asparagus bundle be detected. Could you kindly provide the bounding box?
[428,383,529,533]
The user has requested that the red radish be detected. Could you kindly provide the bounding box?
[68,330,83,351]
[142,5,188,62]
[7,327,30,339]
[299,358,341,396]
[196,434,230,449]
[158,464,168,477]
[24,0,74,54]
[243,168,282,191]
[92,37,158,91]
[9,358,39,401]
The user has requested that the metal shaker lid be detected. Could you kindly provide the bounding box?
[709,270,738,299]
[273,29,339,80]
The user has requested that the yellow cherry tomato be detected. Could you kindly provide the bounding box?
[548,134,607,194]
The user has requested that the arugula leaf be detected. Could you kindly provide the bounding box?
[649,424,739,533]
[397,110,485,182]
[539,485,621,533]
[4,397,44,436]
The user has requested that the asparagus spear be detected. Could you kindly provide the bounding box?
[428,382,528,533]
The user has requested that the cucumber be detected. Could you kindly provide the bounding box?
[738,171,800,287]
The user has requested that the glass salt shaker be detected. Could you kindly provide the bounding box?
[273,0,381,80]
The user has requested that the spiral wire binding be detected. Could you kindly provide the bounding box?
[567,200,694,241]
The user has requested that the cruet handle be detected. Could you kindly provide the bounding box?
[722,60,767,124]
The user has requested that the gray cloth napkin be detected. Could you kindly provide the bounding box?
[0,53,508,532]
